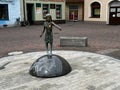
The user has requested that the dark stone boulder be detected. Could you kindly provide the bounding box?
[29,54,72,78]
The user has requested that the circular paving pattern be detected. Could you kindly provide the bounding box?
[0,51,120,90]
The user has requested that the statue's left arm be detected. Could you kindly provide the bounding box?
[51,22,62,31]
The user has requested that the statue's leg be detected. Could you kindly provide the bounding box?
[50,42,53,55]
[45,42,49,55]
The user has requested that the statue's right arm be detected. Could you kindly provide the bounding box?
[40,27,45,37]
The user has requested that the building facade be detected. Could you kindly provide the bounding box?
[66,0,84,21]
[0,0,21,27]
[84,0,120,25]
[1,0,120,27]
[20,0,65,25]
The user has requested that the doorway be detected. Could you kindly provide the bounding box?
[69,5,78,21]
[26,4,34,25]
[109,1,120,25]
[69,10,78,21]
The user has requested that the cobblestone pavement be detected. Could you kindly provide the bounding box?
[1,51,120,90]
[0,22,120,90]
[0,21,120,58]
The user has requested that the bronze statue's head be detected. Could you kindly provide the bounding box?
[45,14,52,22]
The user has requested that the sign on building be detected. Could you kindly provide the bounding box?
[0,0,13,2]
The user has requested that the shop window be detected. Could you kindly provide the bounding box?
[42,4,49,19]
[0,4,9,20]
[36,3,41,14]
[91,2,101,18]
[56,5,62,19]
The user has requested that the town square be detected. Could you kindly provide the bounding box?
[0,0,120,90]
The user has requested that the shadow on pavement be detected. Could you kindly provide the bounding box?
[106,50,120,60]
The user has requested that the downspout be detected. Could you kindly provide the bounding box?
[23,0,26,21]
[82,2,84,21]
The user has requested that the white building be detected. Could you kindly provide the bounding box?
[1,0,120,27]
[20,0,65,25]
[0,0,21,27]
[84,0,120,25]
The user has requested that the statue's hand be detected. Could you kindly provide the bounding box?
[59,28,62,31]
[40,35,42,37]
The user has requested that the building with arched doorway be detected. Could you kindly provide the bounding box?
[84,0,120,25]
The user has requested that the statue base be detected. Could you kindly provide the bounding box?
[29,54,72,78]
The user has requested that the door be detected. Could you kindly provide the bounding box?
[69,5,78,21]
[27,4,34,25]
[69,10,78,21]
[109,7,120,25]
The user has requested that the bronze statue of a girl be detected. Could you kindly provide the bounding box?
[40,14,62,57]
[29,15,71,77]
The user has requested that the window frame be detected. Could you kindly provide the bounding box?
[42,4,49,19]
[0,4,9,20]
[56,4,62,19]
[91,2,101,18]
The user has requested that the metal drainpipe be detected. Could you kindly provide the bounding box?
[82,2,84,21]
[23,0,26,22]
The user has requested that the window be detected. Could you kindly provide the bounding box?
[110,8,116,12]
[91,2,100,18]
[42,4,49,19]
[36,3,41,7]
[0,4,9,20]
[50,4,55,9]
[56,5,62,19]
[117,8,120,12]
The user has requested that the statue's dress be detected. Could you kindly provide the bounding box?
[44,22,53,43]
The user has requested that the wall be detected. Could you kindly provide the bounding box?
[84,0,114,23]
[65,3,83,21]
[20,0,65,24]
[0,0,21,27]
